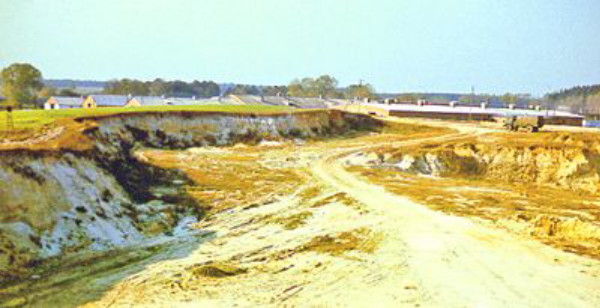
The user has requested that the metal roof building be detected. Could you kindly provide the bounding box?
[163,97,222,106]
[126,96,166,107]
[44,96,84,109]
[83,95,129,108]
[357,103,584,126]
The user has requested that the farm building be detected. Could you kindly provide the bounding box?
[230,95,346,109]
[229,95,265,105]
[163,97,220,106]
[44,96,84,109]
[83,95,129,108]
[286,97,330,109]
[125,96,166,107]
[229,95,290,106]
[348,103,584,126]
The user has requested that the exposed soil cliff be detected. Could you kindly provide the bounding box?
[379,132,600,194]
[0,110,379,281]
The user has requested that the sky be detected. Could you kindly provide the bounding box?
[1,0,599,96]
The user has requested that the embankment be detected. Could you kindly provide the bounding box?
[0,110,380,281]
[379,133,600,194]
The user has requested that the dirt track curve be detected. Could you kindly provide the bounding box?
[311,133,600,307]
[19,122,600,308]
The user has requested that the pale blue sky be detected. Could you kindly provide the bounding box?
[1,0,599,95]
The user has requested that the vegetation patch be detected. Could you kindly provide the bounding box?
[141,148,304,213]
[187,262,247,279]
[311,192,365,212]
[266,211,314,230]
[300,228,380,256]
[297,186,323,204]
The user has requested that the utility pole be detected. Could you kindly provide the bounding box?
[469,86,474,121]
[5,106,14,137]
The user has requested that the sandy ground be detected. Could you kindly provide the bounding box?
[17,119,600,307]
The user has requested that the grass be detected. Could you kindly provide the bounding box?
[265,211,314,230]
[301,228,380,256]
[141,147,304,213]
[0,104,297,132]
[187,263,247,278]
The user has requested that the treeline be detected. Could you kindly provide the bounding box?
[224,84,288,96]
[546,84,600,102]
[104,78,220,98]
[222,75,375,99]
[288,75,375,99]
[545,84,600,113]
[394,92,535,107]
[103,79,293,98]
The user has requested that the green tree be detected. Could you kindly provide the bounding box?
[287,75,339,98]
[396,93,419,103]
[104,79,149,95]
[38,86,57,100]
[287,79,305,97]
[226,84,260,96]
[262,85,288,96]
[148,78,169,96]
[500,93,518,107]
[191,80,220,97]
[58,88,81,97]
[313,75,338,97]
[346,83,375,99]
[1,63,43,108]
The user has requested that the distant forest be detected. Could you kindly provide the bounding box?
[545,84,600,113]
[104,79,291,98]
[101,75,374,99]
[104,79,221,98]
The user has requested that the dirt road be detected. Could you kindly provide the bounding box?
[22,123,600,307]
[312,137,600,307]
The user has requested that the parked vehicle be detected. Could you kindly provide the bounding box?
[503,116,544,132]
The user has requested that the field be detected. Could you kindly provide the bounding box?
[0,105,295,133]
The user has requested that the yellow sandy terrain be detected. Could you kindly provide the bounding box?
[6,118,600,308]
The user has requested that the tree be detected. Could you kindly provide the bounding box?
[397,93,419,103]
[191,80,220,97]
[148,78,169,96]
[346,83,375,99]
[58,88,81,97]
[500,93,518,107]
[104,79,149,95]
[313,75,338,98]
[287,79,305,97]
[225,84,260,96]
[106,78,221,98]
[545,84,600,114]
[287,75,339,98]
[1,63,43,108]
[262,85,288,96]
[38,86,57,100]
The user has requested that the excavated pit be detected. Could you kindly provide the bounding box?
[347,132,600,259]
[0,110,381,284]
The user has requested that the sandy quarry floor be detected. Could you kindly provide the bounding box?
[16,119,600,307]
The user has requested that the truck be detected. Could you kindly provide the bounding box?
[503,116,544,132]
